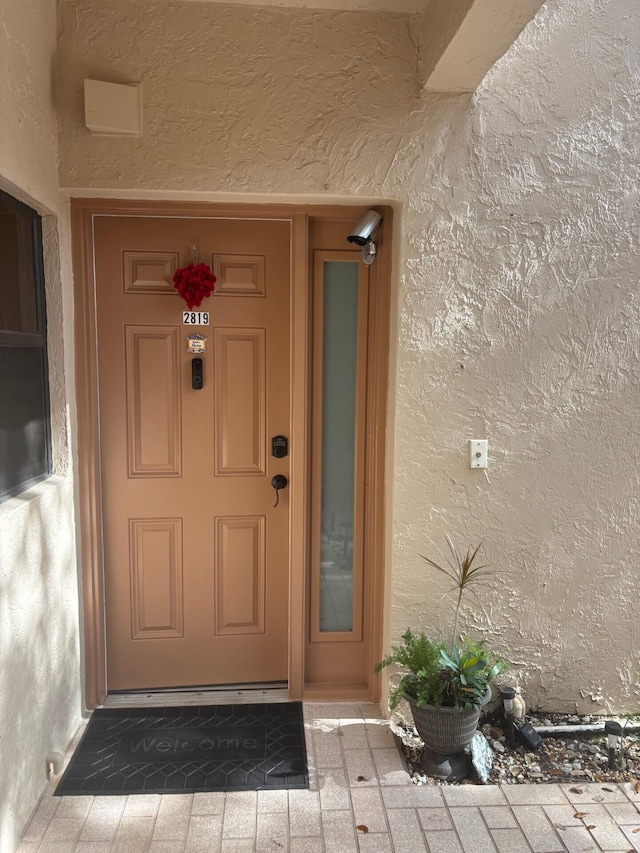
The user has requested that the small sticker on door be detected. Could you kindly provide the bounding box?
[186,334,207,353]
[183,311,210,325]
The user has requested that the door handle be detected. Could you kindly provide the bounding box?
[271,474,288,507]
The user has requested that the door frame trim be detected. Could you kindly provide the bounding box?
[71,198,389,709]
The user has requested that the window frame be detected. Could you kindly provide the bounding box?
[0,188,52,502]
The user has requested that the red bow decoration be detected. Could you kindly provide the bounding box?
[172,263,216,310]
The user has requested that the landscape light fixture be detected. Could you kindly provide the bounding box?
[604,720,623,770]
[499,685,516,747]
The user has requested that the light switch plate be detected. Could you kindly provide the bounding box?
[470,439,488,468]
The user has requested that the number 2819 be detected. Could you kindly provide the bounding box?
[183,311,210,325]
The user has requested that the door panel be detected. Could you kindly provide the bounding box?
[214,328,266,475]
[214,515,266,635]
[123,251,179,294]
[125,326,182,476]
[129,518,184,638]
[94,216,290,690]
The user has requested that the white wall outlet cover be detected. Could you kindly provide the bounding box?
[470,439,488,468]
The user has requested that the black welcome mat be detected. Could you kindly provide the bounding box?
[55,702,308,796]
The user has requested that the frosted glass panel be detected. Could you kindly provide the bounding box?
[319,261,358,632]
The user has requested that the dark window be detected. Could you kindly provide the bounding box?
[0,189,51,502]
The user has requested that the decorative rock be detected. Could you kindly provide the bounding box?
[471,731,493,784]
[491,740,506,753]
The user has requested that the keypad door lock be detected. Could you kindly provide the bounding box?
[271,435,288,458]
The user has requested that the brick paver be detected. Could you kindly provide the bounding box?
[18,703,640,852]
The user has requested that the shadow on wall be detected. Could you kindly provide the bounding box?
[0,480,81,851]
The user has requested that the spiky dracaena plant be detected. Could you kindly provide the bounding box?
[376,537,505,711]
[421,533,493,651]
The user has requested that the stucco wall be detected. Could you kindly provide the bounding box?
[0,0,81,849]
[57,0,640,713]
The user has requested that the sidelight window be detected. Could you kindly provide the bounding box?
[311,255,368,640]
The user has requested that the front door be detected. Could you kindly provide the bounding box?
[94,216,291,691]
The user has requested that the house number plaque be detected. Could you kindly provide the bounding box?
[183,311,210,325]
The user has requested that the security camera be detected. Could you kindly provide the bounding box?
[347,210,382,247]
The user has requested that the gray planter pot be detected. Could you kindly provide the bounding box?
[406,692,486,753]
[406,688,492,781]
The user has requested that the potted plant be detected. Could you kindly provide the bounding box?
[375,536,505,781]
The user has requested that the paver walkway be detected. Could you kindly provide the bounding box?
[18,703,640,853]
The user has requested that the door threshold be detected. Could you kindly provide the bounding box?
[101,683,289,709]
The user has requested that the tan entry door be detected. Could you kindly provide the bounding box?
[94,216,291,691]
